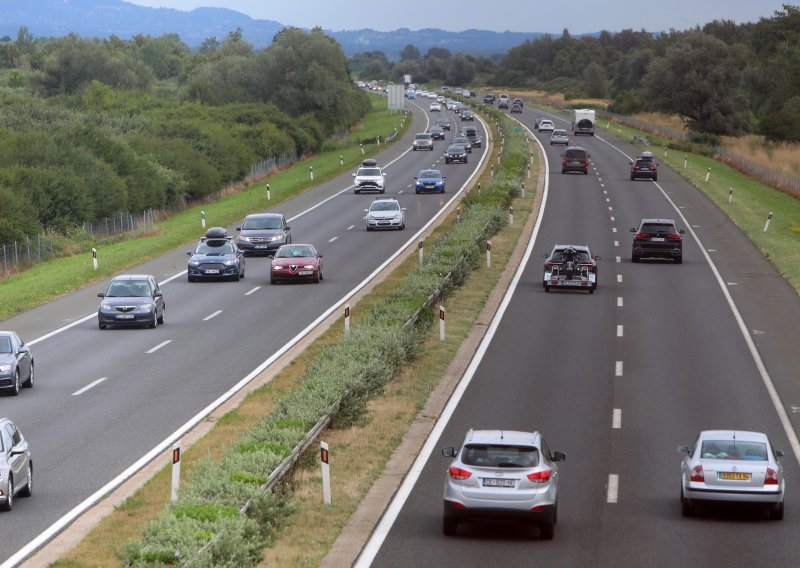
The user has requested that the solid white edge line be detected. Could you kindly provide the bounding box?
[593,132,800,465]
[202,310,222,321]
[71,377,107,397]
[145,340,172,354]
[355,116,548,568]
[612,408,622,429]
[607,473,619,503]
[3,108,486,568]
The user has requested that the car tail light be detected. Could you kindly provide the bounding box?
[690,465,704,482]
[765,468,779,485]
[527,469,552,483]
[449,466,472,480]
[634,233,649,240]
[532,505,546,511]
[666,233,682,240]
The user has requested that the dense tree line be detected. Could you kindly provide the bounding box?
[353,4,800,141]
[0,26,370,244]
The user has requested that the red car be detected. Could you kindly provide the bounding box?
[270,244,324,284]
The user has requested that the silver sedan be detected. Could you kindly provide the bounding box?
[679,430,785,519]
[1,417,32,511]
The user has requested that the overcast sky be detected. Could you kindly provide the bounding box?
[125,0,785,33]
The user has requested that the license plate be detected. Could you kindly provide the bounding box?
[255,245,269,249]
[719,472,751,481]
[482,478,515,488]
[205,269,219,274]
[116,314,135,319]
[299,271,312,275]
[651,237,665,242]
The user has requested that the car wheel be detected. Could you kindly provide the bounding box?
[445,159,450,164]
[354,189,360,194]
[442,515,458,536]
[157,308,165,325]
[544,284,550,292]
[18,462,32,498]
[233,270,240,282]
[319,266,324,281]
[22,361,33,388]
[8,369,20,396]
[769,502,784,520]
[148,313,157,329]
[632,255,640,263]
[630,176,636,181]
[98,321,106,330]
[589,286,594,294]
[270,278,277,285]
[681,486,694,517]
[314,271,321,283]
[415,189,421,194]
[561,169,567,174]
[1,476,13,511]
[654,175,658,181]
[380,189,385,194]
[465,158,468,163]
[412,147,416,151]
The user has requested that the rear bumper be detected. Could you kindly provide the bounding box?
[632,245,681,259]
[444,500,556,524]
[685,486,783,504]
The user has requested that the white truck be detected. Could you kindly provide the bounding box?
[573,109,595,136]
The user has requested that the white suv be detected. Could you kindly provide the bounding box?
[352,159,386,194]
[412,132,433,151]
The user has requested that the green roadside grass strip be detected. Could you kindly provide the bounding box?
[0,97,408,321]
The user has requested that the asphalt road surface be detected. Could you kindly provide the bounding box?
[366,104,800,567]
[0,100,488,563]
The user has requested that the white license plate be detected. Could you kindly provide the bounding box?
[299,270,313,276]
[255,245,269,249]
[116,314,135,319]
[205,269,219,274]
[482,478,515,488]
[651,237,665,242]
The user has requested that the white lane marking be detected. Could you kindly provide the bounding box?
[612,409,622,429]
[607,474,620,503]
[610,216,615,221]
[606,198,611,203]
[612,227,617,233]
[608,206,613,211]
[203,310,222,321]
[728,282,738,286]
[406,184,412,188]
[617,297,624,307]
[72,377,107,396]
[245,286,261,296]
[329,236,338,243]
[603,190,608,194]
[398,190,404,194]
[615,361,623,376]
[617,274,623,283]
[355,115,547,568]
[617,325,623,337]
[146,340,172,354]
[614,241,619,247]
[708,249,717,252]
[616,256,621,263]
[347,225,355,231]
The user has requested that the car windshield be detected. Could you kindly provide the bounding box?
[462,444,539,468]
[195,242,235,255]
[430,127,443,133]
[453,138,469,145]
[0,336,11,353]
[641,223,676,234]
[447,146,463,152]
[415,134,430,140]
[242,217,282,230]
[419,170,442,179]
[276,246,315,258]
[106,280,151,298]
[554,248,590,262]
[370,201,400,212]
[553,130,567,136]
[700,440,768,460]
[357,168,382,176]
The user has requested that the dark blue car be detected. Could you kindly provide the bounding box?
[415,169,446,194]
[187,228,246,282]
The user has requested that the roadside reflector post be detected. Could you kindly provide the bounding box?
[728,188,734,204]
[705,168,711,183]
[477,182,481,195]
[490,165,494,178]
[360,143,364,156]
[267,184,271,201]
[486,240,491,268]
[684,155,688,169]
[376,136,380,146]
[418,240,424,265]
[171,441,181,503]
[344,304,351,334]
[527,166,531,179]
[521,182,525,198]
[456,205,462,222]
[320,441,331,505]
[339,154,344,166]
[764,211,773,233]
[309,166,314,181]
[439,306,446,342]
[201,210,206,229]
[509,205,514,225]
[497,154,501,166]
[92,248,98,271]
[664,146,669,157]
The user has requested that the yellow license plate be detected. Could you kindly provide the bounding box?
[719,472,751,481]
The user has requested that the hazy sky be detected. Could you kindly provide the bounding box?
[125,0,785,33]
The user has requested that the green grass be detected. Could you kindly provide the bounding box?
[0,95,408,320]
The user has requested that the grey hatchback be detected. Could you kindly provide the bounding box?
[1,417,32,511]
[0,332,34,396]
[97,274,166,329]
[441,429,566,539]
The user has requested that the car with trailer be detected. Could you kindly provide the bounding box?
[542,244,600,293]
[235,213,291,255]
[0,332,34,396]
[364,197,406,230]
[97,274,166,329]
[270,244,324,284]
[352,159,386,194]
[186,227,246,281]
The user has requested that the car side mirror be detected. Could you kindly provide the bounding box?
[552,451,567,462]
[19,345,30,354]
[186,251,192,255]
[10,447,27,457]
[401,208,407,211]
[776,449,785,457]
[441,447,456,458]
[414,177,418,180]
[629,227,636,232]
[541,253,549,258]
[677,445,691,454]
[285,226,291,231]
[318,254,324,258]
[363,209,369,213]
[97,292,105,297]
[679,229,685,234]
[352,173,356,177]
[594,255,601,260]
[443,176,447,179]
[154,292,163,298]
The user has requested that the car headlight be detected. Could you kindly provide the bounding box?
[0,364,11,372]
[238,236,251,242]
[101,303,112,310]
[303,265,315,269]
[272,265,283,271]
[138,303,154,310]
[393,214,402,221]
[189,260,200,266]
[224,259,238,265]
[270,235,283,242]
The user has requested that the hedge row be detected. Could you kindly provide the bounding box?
[123,108,529,566]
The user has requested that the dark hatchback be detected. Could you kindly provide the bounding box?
[97,274,165,329]
[460,110,475,121]
[630,218,684,263]
[235,213,291,256]
[444,145,468,164]
[187,229,246,281]
[561,146,590,174]
[436,117,452,131]
[462,127,481,148]
[630,153,659,181]
[429,126,446,140]
[0,332,34,395]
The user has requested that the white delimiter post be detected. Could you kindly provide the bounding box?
[320,442,331,505]
[201,210,206,228]
[418,240,424,265]
[439,306,446,342]
[763,212,773,233]
[92,248,98,271]
[344,304,351,334]
[171,441,181,503]
[486,240,491,268]
[267,184,271,201]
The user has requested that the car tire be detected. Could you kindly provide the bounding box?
[188,275,195,282]
[632,255,640,263]
[270,278,277,285]
[8,369,20,396]
[442,515,458,536]
[1,476,13,511]
[769,502,784,520]
[561,169,567,174]
[544,284,550,292]
[415,189,421,194]
[18,462,32,498]
[157,308,165,325]
[354,189,360,194]
[314,272,321,284]
[589,286,594,294]
[319,267,324,281]
[681,486,694,517]
[654,175,658,181]
[98,321,106,330]
[22,361,34,389]
[149,313,157,329]
[413,147,416,151]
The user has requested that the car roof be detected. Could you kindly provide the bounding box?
[244,212,282,219]
[464,429,539,446]
[552,244,590,252]
[640,218,676,224]
[111,274,153,281]
[699,430,770,443]
[373,197,399,202]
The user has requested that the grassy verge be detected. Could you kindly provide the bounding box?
[51,108,536,566]
[0,95,406,321]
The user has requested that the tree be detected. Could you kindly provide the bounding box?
[642,31,750,134]
[582,61,607,98]
[426,47,451,60]
[400,44,421,61]
[446,54,475,85]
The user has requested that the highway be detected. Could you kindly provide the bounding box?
[0,100,488,563]
[364,104,800,566]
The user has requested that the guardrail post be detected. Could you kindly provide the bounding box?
[664,146,669,157]
[486,240,491,268]
[728,188,734,204]
[267,183,271,201]
[344,304,351,333]
[92,248,98,271]
[171,441,181,503]
[320,442,331,505]
[201,210,206,228]
[439,306,446,342]
[763,212,773,232]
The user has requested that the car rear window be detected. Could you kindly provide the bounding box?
[565,149,586,159]
[700,440,768,460]
[640,223,676,234]
[462,444,539,467]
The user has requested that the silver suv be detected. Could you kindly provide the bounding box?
[1,417,32,511]
[352,159,386,194]
[412,132,433,151]
[441,429,566,539]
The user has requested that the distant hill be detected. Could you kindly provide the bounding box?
[0,0,547,58]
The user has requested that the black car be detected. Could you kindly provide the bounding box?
[630,218,684,263]
[483,93,495,104]
[187,228,246,281]
[0,332,33,395]
[510,103,523,114]
[462,127,481,148]
[429,126,446,140]
[235,213,291,255]
[513,98,524,108]
[97,274,166,329]
[630,152,659,181]
[436,117,452,131]
[452,136,472,153]
[460,110,475,121]
[444,145,468,164]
